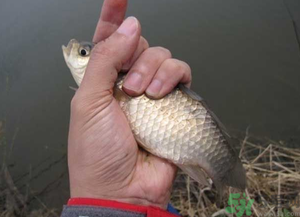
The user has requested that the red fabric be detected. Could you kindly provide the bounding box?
[68,198,178,217]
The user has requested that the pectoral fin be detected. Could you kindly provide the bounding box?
[178,84,231,138]
[69,86,78,91]
[113,85,131,102]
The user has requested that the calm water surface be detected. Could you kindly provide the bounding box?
[0,0,299,209]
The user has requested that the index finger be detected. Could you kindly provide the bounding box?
[93,0,128,43]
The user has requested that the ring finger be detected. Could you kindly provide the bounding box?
[145,59,192,99]
[122,47,172,96]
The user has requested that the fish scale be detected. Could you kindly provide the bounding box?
[117,75,244,189]
[62,39,247,193]
[118,79,230,167]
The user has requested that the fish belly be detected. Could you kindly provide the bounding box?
[118,88,233,175]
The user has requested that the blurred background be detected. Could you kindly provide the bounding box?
[0,0,299,215]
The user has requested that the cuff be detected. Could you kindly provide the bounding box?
[64,198,179,217]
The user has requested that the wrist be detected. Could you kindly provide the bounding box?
[111,197,169,210]
[70,190,169,210]
[70,179,171,210]
[66,198,179,217]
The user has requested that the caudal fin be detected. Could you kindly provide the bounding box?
[212,158,246,207]
[223,157,247,190]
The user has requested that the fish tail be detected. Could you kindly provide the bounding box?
[212,158,246,207]
[223,157,247,190]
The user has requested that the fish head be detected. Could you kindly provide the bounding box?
[62,39,93,86]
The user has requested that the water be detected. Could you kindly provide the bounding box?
[0,0,299,211]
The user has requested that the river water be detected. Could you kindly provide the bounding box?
[0,0,299,211]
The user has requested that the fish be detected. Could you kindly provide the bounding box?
[62,39,246,195]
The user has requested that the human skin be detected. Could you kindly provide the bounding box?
[68,0,192,209]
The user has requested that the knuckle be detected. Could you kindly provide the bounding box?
[180,60,192,74]
[165,59,190,74]
[140,37,149,49]
[178,60,192,82]
[163,59,182,72]
[91,41,116,61]
[162,59,192,85]
[131,63,148,76]
[90,41,122,71]
[149,46,172,58]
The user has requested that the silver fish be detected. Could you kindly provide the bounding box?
[62,39,246,193]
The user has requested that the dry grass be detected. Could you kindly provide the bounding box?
[0,165,59,217]
[1,116,300,216]
[0,121,60,217]
[171,137,300,217]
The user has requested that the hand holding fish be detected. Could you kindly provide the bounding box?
[67,0,192,209]
[64,0,246,212]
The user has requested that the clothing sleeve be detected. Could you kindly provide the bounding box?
[60,198,180,217]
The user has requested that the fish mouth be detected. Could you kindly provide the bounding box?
[62,39,78,59]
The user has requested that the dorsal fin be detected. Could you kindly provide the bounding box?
[178,84,230,138]
[179,84,247,190]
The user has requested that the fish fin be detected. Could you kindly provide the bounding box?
[212,180,225,207]
[178,84,231,138]
[223,157,247,190]
[178,164,210,186]
[69,86,78,91]
[212,158,247,207]
[178,84,204,101]
[113,85,131,101]
[135,137,153,153]
[179,84,247,202]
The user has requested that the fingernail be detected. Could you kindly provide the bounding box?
[117,16,138,36]
[123,72,143,92]
[146,79,163,97]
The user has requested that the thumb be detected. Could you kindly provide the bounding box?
[80,17,141,93]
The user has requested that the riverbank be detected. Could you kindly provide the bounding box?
[0,121,59,216]
[1,121,299,216]
[171,136,300,217]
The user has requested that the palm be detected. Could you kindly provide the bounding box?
[73,97,176,207]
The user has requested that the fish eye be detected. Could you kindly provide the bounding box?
[80,49,87,56]
[79,46,91,57]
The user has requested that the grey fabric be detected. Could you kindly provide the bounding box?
[61,205,146,217]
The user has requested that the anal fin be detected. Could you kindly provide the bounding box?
[178,165,210,186]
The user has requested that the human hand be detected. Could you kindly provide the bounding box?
[68,0,192,209]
